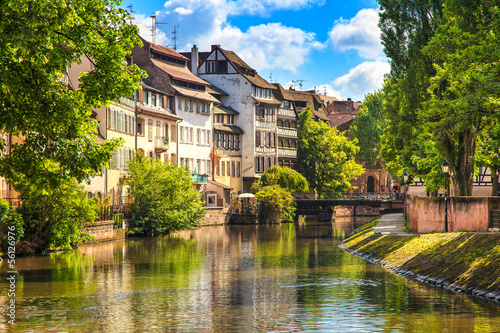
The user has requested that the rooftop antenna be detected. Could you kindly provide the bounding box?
[150,14,168,45]
[292,79,308,90]
[268,73,273,83]
[172,25,179,50]
[127,5,135,25]
[150,15,156,43]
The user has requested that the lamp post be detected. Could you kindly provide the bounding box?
[441,161,449,232]
[403,171,409,220]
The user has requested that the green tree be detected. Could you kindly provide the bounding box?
[255,185,296,223]
[14,175,99,253]
[378,0,444,192]
[0,0,143,191]
[421,1,500,196]
[251,165,309,194]
[298,108,364,196]
[473,121,500,196]
[350,90,387,166]
[125,157,205,236]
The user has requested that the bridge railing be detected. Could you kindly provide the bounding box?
[294,192,405,201]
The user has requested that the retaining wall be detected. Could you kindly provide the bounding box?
[202,207,230,225]
[408,196,500,233]
[82,220,128,242]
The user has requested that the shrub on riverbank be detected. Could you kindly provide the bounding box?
[342,219,500,299]
[0,178,98,254]
[125,156,205,236]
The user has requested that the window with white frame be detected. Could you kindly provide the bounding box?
[148,119,153,141]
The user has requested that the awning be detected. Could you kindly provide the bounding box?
[214,124,244,134]
[171,85,220,104]
[137,104,182,121]
[253,96,281,106]
[213,105,239,115]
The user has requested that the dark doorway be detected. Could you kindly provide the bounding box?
[367,176,375,193]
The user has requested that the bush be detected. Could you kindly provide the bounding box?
[255,185,296,223]
[126,156,206,236]
[0,200,24,252]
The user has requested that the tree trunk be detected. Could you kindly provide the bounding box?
[492,166,499,196]
[450,131,476,196]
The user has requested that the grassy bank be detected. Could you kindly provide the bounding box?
[341,218,500,303]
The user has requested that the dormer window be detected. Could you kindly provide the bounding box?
[151,94,157,107]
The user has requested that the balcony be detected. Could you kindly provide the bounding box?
[255,120,275,128]
[278,109,295,117]
[154,136,169,153]
[255,146,277,153]
[278,148,297,157]
[277,128,297,137]
[192,174,208,184]
[217,148,241,157]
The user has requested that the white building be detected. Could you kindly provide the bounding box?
[194,45,281,191]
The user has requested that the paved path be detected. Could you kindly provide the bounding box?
[373,213,411,235]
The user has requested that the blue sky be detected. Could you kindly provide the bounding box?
[122,0,389,101]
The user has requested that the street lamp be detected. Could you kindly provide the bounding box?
[403,171,409,219]
[441,161,449,232]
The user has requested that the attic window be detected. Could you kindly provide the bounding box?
[218,60,228,73]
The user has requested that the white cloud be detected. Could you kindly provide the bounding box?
[209,23,323,72]
[332,60,390,100]
[146,0,323,72]
[174,7,194,15]
[328,8,384,60]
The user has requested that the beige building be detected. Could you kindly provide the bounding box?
[212,105,244,193]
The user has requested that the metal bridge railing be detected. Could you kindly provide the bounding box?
[294,192,405,201]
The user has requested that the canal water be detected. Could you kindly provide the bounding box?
[1,217,500,332]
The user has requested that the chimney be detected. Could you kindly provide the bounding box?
[191,45,199,76]
[211,44,220,51]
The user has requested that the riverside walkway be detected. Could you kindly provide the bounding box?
[373,213,411,235]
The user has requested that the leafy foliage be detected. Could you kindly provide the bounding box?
[475,120,500,196]
[255,185,296,223]
[378,0,500,195]
[0,0,143,191]
[251,165,309,194]
[377,0,444,192]
[0,200,24,252]
[351,91,387,166]
[421,2,500,195]
[14,176,99,253]
[298,108,364,196]
[126,156,206,236]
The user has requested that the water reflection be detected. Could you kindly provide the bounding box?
[1,218,499,332]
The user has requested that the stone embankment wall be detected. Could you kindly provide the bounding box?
[201,207,230,225]
[341,219,500,304]
[408,196,500,233]
[82,220,129,242]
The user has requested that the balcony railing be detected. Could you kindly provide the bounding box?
[277,128,297,137]
[154,136,169,151]
[255,120,275,128]
[192,174,209,184]
[255,146,277,153]
[216,148,241,157]
[278,148,297,157]
[278,109,295,117]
